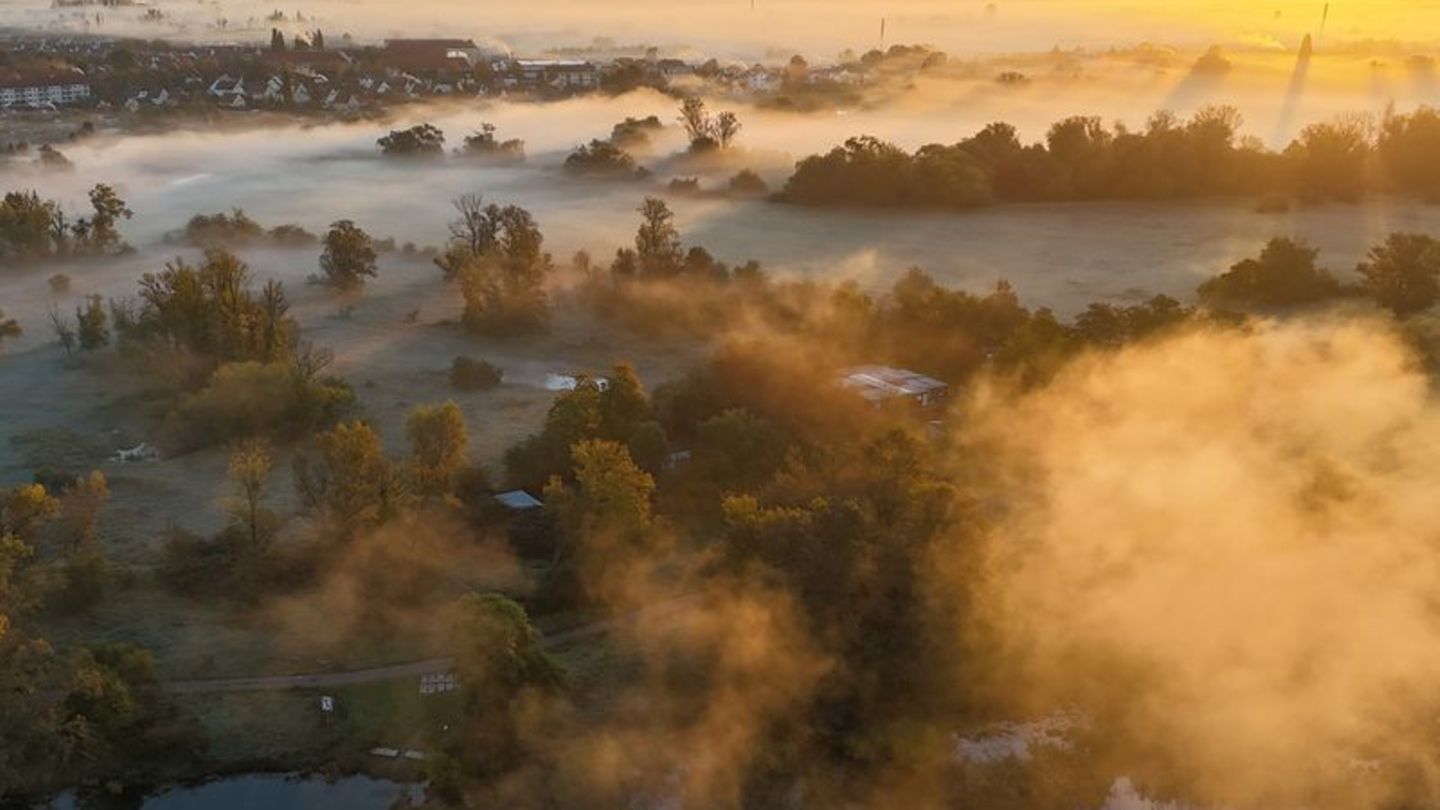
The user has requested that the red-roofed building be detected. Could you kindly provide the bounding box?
[381,39,484,73]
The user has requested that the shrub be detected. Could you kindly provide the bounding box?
[378,123,445,157]
[450,356,503,390]
[458,124,525,162]
[667,177,701,195]
[158,527,237,596]
[162,361,354,451]
[726,169,769,196]
[47,273,71,293]
[52,550,109,614]
[563,139,644,178]
[610,115,664,148]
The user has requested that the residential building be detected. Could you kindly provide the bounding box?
[0,71,91,107]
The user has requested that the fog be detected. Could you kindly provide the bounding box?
[957,317,1440,807]
[10,82,1440,347]
[11,0,1440,61]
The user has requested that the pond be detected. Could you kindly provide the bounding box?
[52,774,424,809]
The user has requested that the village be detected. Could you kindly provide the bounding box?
[0,29,889,128]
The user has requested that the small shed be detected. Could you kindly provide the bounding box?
[494,490,543,511]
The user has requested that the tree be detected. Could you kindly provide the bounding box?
[1286,116,1372,202]
[406,401,470,499]
[318,220,378,291]
[678,97,712,149]
[295,420,395,532]
[695,408,786,489]
[226,439,274,554]
[713,111,742,149]
[56,471,108,555]
[1357,233,1440,315]
[1,483,59,544]
[599,363,650,438]
[1198,237,1343,308]
[450,593,564,772]
[544,439,655,552]
[270,27,285,50]
[563,139,641,178]
[457,124,525,162]
[634,197,682,277]
[455,203,551,334]
[0,310,19,350]
[84,184,132,253]
[76,295,108,351]
[377,124,445,157]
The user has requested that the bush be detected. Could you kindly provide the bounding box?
[458,124,525,162]
[563,139,645,179]
[52,550,109,613]
[162,361,354,451]
[47,273,71,293]
[726,169,769,196]
[610,115,664,148]
[378,123,445,157]
[158,527,237,596]
[668,177,702,195]
[450,356,503,390]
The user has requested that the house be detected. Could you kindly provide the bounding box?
[0,70,92,107]
[382,38,484,73]
[842,366,948,407]
[208,74,247,100]
[513,59,599,89]
[655,58,692,79]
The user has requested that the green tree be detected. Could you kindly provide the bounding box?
[598,363,650,438]
[377,124,445,157]
[84,184,132,252]
[318,220,378,291]
[1357,232,1440,315]
[634,197,682,277]
[406,401,470,499]
[544,439,655,563]
[295,420,395,532]
[695,408,786,489]
[226,439,275,554]
[450,593,564,773]
[1198,237,1342,308]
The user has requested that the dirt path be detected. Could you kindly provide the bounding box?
[162,596,695,694]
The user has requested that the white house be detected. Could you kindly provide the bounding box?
[0,72,92,107]
[514,59,599,89]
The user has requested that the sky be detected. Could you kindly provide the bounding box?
[5,0,1440,61]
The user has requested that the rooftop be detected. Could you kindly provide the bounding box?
[494,490,544,511]
[842,365,947,403]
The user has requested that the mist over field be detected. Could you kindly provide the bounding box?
[7,1,1440,807]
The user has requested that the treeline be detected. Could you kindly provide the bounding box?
[780,106,1440,209]
[0,184,132,264]
[580,196,1202,385]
